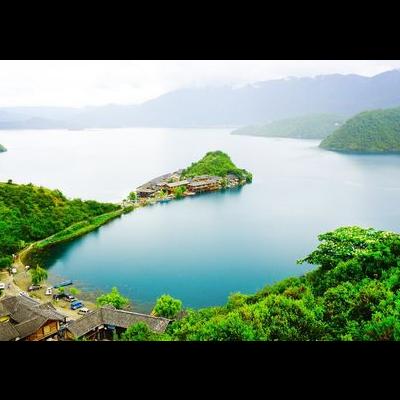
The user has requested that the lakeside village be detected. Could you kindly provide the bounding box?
[124,169,246,207]
[0,151,252,341]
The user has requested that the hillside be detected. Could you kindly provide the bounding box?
[181,151,252,182]
[0,144,6,152]
[232,114,346,139]
[0,182,120,268]
[320,107,400,152]
[2,70,400,128]
[164,226,400,341]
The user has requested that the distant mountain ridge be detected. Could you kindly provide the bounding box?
[231,114,346,139]
[1,69,400,129]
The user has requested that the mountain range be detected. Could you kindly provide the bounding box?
[1,69,400,129]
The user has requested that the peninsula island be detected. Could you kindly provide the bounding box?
[132,151,252,204]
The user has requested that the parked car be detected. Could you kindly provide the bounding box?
[70,300,84,310]
[0,282,5,290]
[77,307,90,315]
[53,293,67,300]
[28,285,41,291]
[11,268,17,274]
[19,291,29,297]
[64,294,76,302]
[45,288,53,296]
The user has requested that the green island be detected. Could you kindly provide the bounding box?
[320,107,400,152]
[134,151,252,203]
[232,114,346,139]
[0,144,6,152]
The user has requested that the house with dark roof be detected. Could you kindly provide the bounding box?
[64,305,171,341]
[0,295,67,341]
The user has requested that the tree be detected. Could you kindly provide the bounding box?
[96,287,130,309]
[173,186,186,199]
[153,294,182,319]
[120,322,156,341]
[128,191,137,202]
[30,265,48,285]
[70,287,80,296]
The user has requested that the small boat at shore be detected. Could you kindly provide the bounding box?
[53,279,73,288]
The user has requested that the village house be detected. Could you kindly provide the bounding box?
[187,176,222,193]
[165,180,189,194]
[0,295,67,341]
[63,305,171,340]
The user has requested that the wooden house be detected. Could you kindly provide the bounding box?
[0,295,67,341]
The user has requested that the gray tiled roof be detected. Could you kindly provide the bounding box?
[0,321,20,341]
[66,306,171,338]
[0,295,67,341]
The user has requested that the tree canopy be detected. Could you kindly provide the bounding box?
[96,287,130,309]
[181,151,252,183]
[165,226,400,341]
[320,107,400,152]
[0,182,120,268]
[153,294,182,319]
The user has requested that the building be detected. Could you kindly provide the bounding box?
[0,295,67,341]
[187,177,222,193]
[165,180,189,194]
[64,305,171,340]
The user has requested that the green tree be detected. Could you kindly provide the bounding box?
[128,191,137,202]
[70,287,80,296]
[30,265,48,285]
[153,294,182,319]
[120,322,156,341]
[173,186,186,199]
[96,287,130,309]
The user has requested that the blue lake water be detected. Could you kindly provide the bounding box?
[1,128,400,312]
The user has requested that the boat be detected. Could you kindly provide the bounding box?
[53,280,73,288]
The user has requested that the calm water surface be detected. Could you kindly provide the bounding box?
[1,128,400,311]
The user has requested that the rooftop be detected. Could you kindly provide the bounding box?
[0,295,67,341]
[66,305,171,338]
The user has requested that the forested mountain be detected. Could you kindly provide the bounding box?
[320,107,400,152]
[0,144,6,152]
[2,70,400,129]
[0,182,120,268]
[232,114,346,139]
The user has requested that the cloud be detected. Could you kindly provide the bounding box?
[0,60,399,107]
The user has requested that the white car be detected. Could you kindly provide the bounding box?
[11,268,17,274]
[19,291,29,297]
[77,307,90,315]
[45,288,53,295]
[0,282,5,290]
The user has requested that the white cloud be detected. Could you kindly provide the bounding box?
[0,60,399,107]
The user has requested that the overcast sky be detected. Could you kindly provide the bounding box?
[0,60,399,107]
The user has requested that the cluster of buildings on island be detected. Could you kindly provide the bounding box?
[135,169,243,200]
[0,294,171,341]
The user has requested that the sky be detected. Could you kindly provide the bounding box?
[0,60,399,107]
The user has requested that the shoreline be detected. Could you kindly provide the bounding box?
[5,170,250,314]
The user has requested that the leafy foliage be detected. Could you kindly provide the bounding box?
[0,182,120,267]
[320,107,400,152]
[96,287,130,309]
[153,294,182,319]
[168,226,400,341]
[128,191,137,202]
[173,186,186,199]
[120,322,159,341]
[30,265,48,285]
[233,114,346,139]
[181,151,252,183]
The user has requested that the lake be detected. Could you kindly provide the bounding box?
[1,128,400,312]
